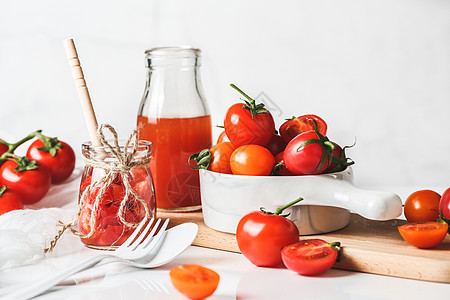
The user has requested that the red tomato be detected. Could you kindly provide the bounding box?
[0,160,51,204]
[230,145,275,176]
[279,115,327,144]
[404,190,441,223]
[170,264,220,300]
[209,142,234,174]
[26,139,76,183]
[188,142,235,174]
[439,188,450,223]
[281,239,340,276]
[265,134,286,156]
[283,131,334,175]
[398,222,448,248]
[0,186,23,215]
[236,199,301,267]
[273,151,294,176]
[216,130,230,144]
[224,84,275,148]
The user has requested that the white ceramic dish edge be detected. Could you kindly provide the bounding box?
[200,168,402,234]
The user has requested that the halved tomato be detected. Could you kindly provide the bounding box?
[281,239,340,276]
[279,114,327,144]
[398,222,448,249]
[170,264,220,300]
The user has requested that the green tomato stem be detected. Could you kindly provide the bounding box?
[274,197,303,215]
[230,83,255,104]
[0,130,42,163]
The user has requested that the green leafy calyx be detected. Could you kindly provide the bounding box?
[230,84,268,118]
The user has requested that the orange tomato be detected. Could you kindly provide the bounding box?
[230,145,275,176]
[216,130,230,144]
[404,190,441,223]
[170,264,220,300]
[209,142,234,174]
[398,222,448,249]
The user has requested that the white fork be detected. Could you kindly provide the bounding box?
[3,217,169,300]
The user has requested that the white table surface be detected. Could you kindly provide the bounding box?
[0,170,448,300]
[1,243,449,300]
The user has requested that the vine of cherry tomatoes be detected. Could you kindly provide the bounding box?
[0,130,75,215]
[189,83,355,177]
[398,189,450,249]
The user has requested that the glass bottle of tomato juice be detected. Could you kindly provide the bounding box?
[137,47,211,212]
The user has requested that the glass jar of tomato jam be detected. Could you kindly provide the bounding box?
[78,140,156,249]
[137,47,212,212]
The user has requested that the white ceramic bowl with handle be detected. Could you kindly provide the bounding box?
[199,167,402,235]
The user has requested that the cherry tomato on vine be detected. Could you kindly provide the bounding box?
[398,222,448,249]
[216,130,230,144]
[188,142,234,174]
[0,186,23,215]
[26,138,76,183]
[224,84,275,148]
[265,134,286,156]
[0,159,51,204]
[170,264,220,300]
[236,198,301,267]
[282,239,340,276]
[230,145,275,176]
[279,114,327,144]
[283,130,334,175]
[404,190,441,223]
[439,188,450,226]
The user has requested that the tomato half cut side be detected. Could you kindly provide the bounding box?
[170,264,220,300]
[281,239,339,276]
[398,222,448,249]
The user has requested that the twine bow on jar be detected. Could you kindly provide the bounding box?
[45,124,153,253]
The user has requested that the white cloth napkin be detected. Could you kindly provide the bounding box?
[0,168,82,269]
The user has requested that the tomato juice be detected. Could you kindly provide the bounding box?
[137,115,212,211]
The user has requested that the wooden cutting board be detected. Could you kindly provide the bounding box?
[158,211,450,283]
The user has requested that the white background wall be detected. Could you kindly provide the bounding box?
[1,0,449,190]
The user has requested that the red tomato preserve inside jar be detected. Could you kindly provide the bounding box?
[78,140,156,249]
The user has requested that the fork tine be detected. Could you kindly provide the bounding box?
[129,218,159,249]
[142,218,170,249]
[121,217,153,248]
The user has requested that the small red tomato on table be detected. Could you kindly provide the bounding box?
[279,114,327,144]
[0,185,23,215]
[403,190,441,223]
[26,134,76,183]
[224,84,275,148]
[281,239,341,276]
[0,156,51,204]
[170,264,220,300]
[236,198,301,267]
